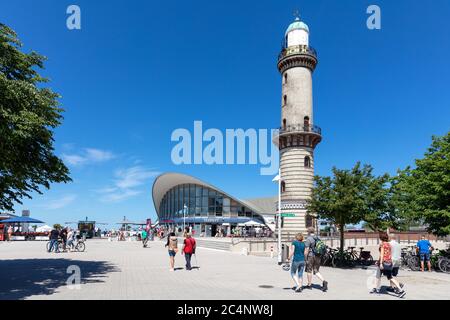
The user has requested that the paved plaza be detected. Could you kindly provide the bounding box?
[0,239,449,300]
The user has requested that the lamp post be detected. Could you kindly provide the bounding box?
[272,168,282,265]
[183,204,187,232]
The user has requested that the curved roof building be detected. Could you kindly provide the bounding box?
[152,173,275,235]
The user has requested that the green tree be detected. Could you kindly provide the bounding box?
[396,133,450,236]
[307,162,373,254]
[0,24,71,212]
[363,173,408,232]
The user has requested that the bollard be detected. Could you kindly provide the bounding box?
[270,245,274,259]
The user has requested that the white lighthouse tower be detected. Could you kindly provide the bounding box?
[275,15,322,240]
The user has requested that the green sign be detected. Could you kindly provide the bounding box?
[281,213,295,217]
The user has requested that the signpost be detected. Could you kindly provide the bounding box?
[281,213,295,218]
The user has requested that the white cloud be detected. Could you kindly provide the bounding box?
[62,154,86,166]
[42,195,77,210]
[99,166,159,203]
[85,148,115,162]
[62,148,115,167]
[100,189,142,202]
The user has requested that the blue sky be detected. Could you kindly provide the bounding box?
[1,0,449,228]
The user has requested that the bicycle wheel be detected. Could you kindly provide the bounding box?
[332,254,348,268]
[362,255,374,266]
[438,258,450,273]
[76,242,86,252]
[46,241,51,252]
[408,256,420,271]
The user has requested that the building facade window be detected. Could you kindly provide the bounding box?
[159,184,260,221]
[304,156,311,168]
[304,116,310,127]
[282,119,287,130]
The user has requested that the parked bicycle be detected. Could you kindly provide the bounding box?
[401,245,420,271]
[431,249,450,273]
[348,246,374,266]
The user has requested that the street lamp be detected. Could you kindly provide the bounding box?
[183,204,188,232]
[272,168,282,265]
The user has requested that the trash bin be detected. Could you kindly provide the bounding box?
[281,243,289,263]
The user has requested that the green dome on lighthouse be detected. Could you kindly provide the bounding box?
[285,17,309,35]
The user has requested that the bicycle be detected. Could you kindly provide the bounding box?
[46,239,64,252]
[346,246,374,266]
[320,247,337,266]
[73,238,86,252]
[431,249,450,273]
[400,245,420,271]
[331,248,355,268]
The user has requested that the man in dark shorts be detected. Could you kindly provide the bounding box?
[304,227,328,291]
[416,235,433,272]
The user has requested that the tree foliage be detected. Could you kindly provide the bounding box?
[396,133,450,236]
[307,162,389,252]
[0,23,71,212]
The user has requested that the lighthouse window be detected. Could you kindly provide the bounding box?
[281,181,286,193]
[282,119,286,129]
[284,73,288,84]
[283,95,287,106]
[304,156,311,168]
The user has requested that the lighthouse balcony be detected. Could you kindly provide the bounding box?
[277,124,321,135]
[278,45,317,62]
[272,124,322,148]
[277,45,318,72]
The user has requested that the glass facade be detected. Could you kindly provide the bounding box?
[158,184,259,222]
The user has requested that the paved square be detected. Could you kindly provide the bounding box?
[0,239,449,300]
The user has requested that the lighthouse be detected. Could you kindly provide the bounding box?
[275,15,322,240]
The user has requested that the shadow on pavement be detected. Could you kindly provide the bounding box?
[0,258,119,300]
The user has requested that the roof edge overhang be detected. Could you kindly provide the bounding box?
[151,172,266,219]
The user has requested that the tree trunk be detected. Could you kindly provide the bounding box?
[340,224,345,255]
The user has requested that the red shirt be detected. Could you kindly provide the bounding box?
[183,238,196,254]
[381,242,392,263]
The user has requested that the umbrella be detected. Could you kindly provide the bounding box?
[1,216,44,224]
[243,220,264,226]
[36,225,52,232]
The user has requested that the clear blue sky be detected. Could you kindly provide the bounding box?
[1,0,449,228]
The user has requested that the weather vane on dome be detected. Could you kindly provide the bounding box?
[293,9,300,20]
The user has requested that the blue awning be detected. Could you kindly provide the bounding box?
[164,217,265,225]
[1,216,44,224]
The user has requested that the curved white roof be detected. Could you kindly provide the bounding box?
[152,172,267,218]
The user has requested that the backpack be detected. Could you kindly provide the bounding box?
[312,236,327,256]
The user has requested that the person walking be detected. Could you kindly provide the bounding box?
[66,228,75,251]
[304,227,328,291]
[182,233,196,271]
[48,226,60,253]
[165,232,178,271]
[287,233,306,293]
[7,225,13,242]
[387,234,405,293]
[416,235,433,272]
[142,229,148,247]
[60,227,68,252]
[371,232,405,297]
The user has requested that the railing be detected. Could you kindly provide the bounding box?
[274,124,322,136]
[278,45,317,61]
